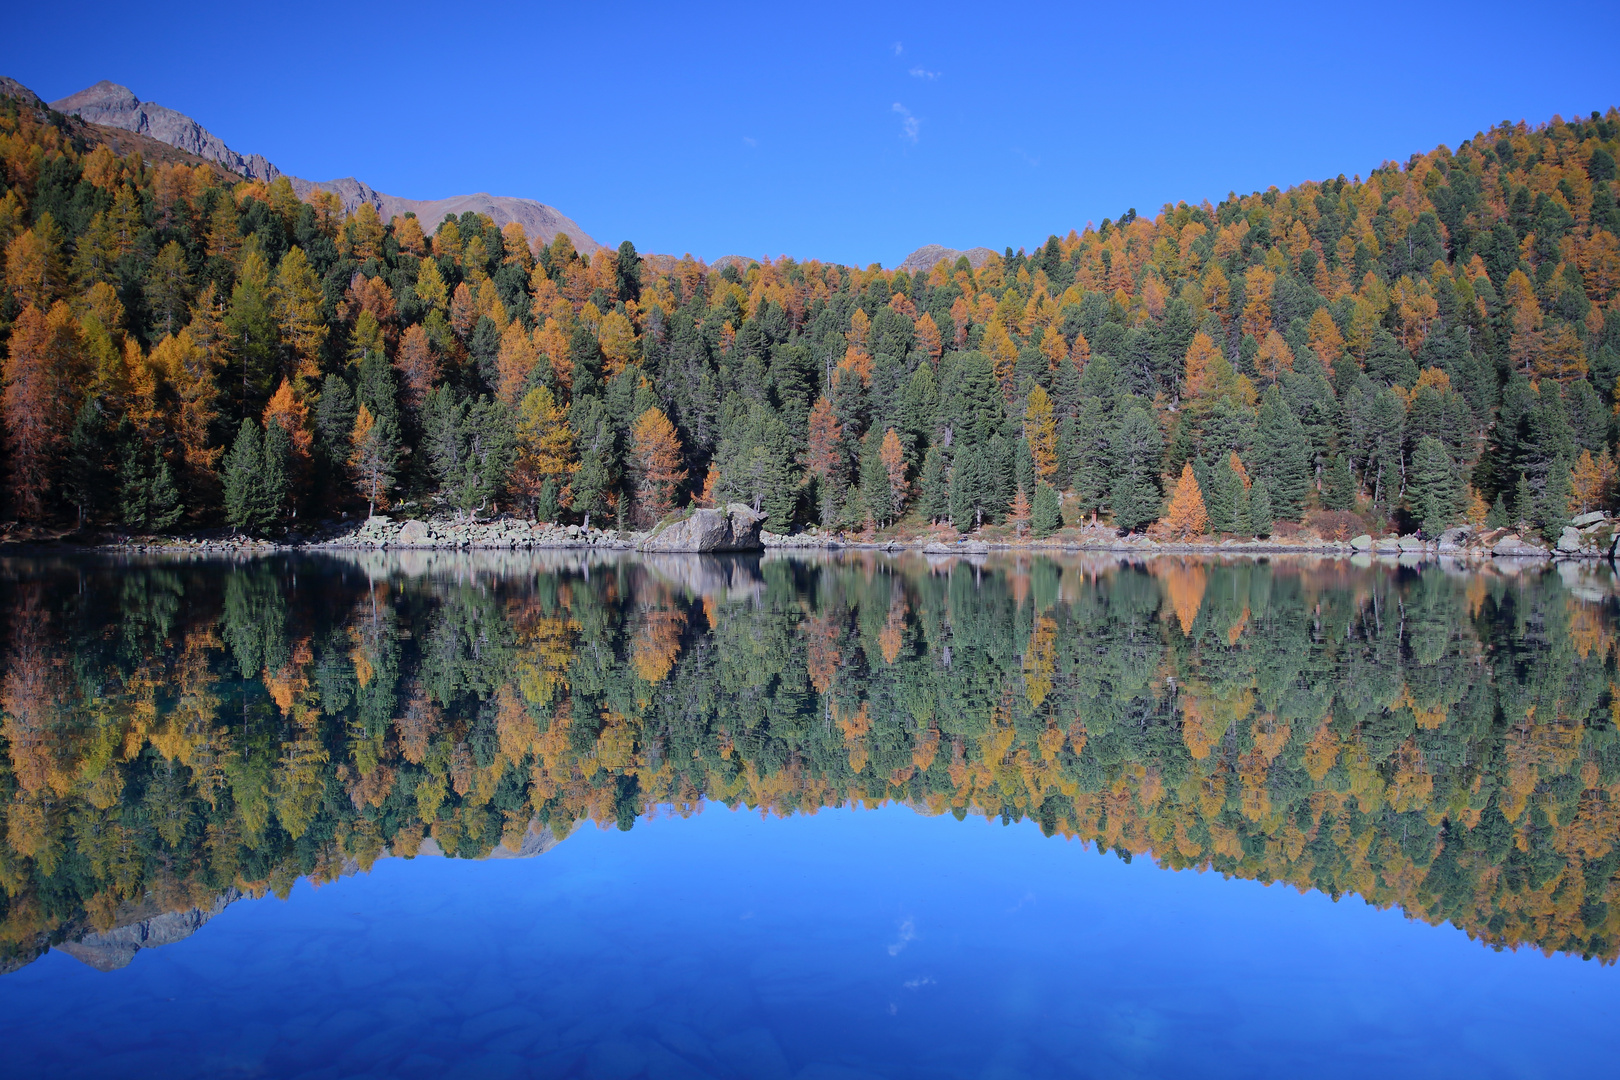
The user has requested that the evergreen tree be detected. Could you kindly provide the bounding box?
[950,446,984,531]
[1538,458,1574,542]
[1409,436,1461,535]
[1323,453,1355,510]
[1110,405,1162,532]
[1487,493,1509,529]
[1014,437,1035,500]
[223,420,263,531]
[62,401,111,528]
[147,451,184,531]
[985,434,1013,522]
[1250,479,1274,536]
[1251,387,1311,520]
[261,421,291,524]
[1032,481,1061,536]
[1513,472,1535,531]
[919,447,947,523]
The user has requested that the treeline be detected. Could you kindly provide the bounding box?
[3,88,1620,538]
[1,553,1618,970]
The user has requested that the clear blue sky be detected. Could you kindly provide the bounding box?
[4,1,1617,266]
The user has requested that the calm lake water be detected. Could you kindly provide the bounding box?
[0,550,1617,1079]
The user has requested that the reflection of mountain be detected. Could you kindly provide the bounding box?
[55,891,241,972]
[1,552,1619,974]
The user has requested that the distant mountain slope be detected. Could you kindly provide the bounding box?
[898,243,998,274]
[45,79,602,253]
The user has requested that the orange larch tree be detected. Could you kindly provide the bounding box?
[629,406,687,528]
[3,302,81,518]
[1161,463,1210,539]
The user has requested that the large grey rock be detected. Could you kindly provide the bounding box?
[1571,510,1609,528]
[1397,535,1425,551]
[1350,534,1373,551]
[1492,534,1547,557]
[1558,527,1584,553]
[397,519,431,546]
[639,504,765,553]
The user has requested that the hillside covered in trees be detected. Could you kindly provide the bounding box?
[2,84,1619,539]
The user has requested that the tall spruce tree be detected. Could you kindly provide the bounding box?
[1110,404,1163,532]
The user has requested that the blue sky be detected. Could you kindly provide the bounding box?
[4,1,1617,266]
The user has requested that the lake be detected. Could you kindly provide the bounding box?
[0,550,1616,1079]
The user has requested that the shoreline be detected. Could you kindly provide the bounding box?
[1,519,1612,563]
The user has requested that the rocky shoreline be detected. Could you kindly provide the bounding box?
[19,508,1620,563]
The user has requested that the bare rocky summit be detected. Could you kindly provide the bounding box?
[898,243,998,274]
[42,79,601,253]
[50,80,280,181]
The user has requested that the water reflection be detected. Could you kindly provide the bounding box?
[2,550,1618,974]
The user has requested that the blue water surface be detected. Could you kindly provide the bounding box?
[1,803,1614,1080]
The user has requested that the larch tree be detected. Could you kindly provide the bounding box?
[628,406,686,528]
[1024,384,1058,481]
[394,324,439,410]
[1162,463,1210,539]
[3,302,81,518]
[512,386,577,519]
[879,427,908,523]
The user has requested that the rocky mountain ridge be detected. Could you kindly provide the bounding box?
[35,79,602,253]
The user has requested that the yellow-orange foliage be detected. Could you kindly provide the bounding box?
[1162,463,1210,541]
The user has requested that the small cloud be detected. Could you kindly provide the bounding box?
[1013,147,1040,168]
[908,66,940,80]
[892,103,919,144]
[892,41,903,56]
[903,976,935,990]
[742,136,757,148]
[887,916,916,955]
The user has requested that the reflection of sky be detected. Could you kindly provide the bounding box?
[3,803,1615,1079]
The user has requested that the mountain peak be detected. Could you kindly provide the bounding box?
[39,79,602,253]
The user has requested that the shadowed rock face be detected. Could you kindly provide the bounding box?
[43,80,601,254]
[640,505,765,553]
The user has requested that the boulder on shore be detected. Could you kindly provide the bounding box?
[639,504,765,553]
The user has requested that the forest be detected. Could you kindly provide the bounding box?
[1,552,1617,972]
[2,87,1619,539]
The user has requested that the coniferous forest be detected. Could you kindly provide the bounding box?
[3,86,1620,540]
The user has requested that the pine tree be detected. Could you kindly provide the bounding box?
[1513,472,1535,531]
[147,450,183,530]
[1538,458,1574,542]
[1409,436,1460,535]
[118,448,148,530]
[919,447,947,523]
[1323,453,1355,510]
[1251,386,1311,520]
[1032,481,1061,536]
[950,446,983,531]
[1110,405,1163,533]
[62,401,110,528]
[260,421,291,525]
[1487,493,1509,529]
[223,420,263,531]
[1014,437,1035,502]
[1250,479,1274,536]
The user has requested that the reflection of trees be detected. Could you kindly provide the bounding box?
[2,553,1620,971]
